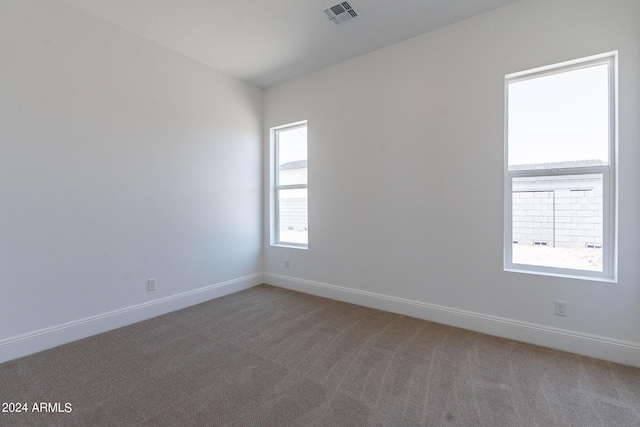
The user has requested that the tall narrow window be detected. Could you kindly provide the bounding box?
[272,121,308,247]
[505,52,616,281]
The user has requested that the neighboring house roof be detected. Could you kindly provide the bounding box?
[510,159,606,171]
[280,160,307,170]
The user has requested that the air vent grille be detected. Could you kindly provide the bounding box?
[324,1,360,25]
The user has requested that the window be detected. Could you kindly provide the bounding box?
[271,121,308,247]
[504,52,617,281]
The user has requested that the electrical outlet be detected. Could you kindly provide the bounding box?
[285,259,290,269]
[555,300,567,317]
[147,279,156,291]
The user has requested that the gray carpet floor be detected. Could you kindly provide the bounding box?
[1,284,639,426]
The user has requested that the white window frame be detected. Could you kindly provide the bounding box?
[270,121,308,249]
[504,52,617,282]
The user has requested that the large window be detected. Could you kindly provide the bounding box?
[504,52,617,281]
[272,121,308,247]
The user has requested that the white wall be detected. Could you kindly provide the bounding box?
[264,0,640,366]
[0,0,263,361]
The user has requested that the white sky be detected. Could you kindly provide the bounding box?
[508,63,609,166]
[278,126,307,165]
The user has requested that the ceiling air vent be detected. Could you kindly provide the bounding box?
[324,2,360,25]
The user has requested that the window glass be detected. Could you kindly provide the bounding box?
[278,188,308,245]
[511,174,603,272]
[508,64,609,168]
[273,122,308,247]
[277,126,308,186]
[505,53,615,280]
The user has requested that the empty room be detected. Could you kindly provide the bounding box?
[1,0,639,425]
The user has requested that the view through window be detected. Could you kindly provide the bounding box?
[274,122,308,246]
[505,53,616,279]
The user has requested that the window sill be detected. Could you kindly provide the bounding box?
[271,243,308,250]
[504,267,616,283]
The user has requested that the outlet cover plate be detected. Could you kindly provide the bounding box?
[555,300,567,317]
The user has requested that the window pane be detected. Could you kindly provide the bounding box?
[508,64,609,169]
[278,188,308,245]
[278,126,307,185]
[512,174,603,271]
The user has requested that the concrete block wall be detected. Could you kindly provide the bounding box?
[512,178,603,248]
[554,186,604,248]
[513,191,554,245]
[280,197,308,231]
[277,166,308,243]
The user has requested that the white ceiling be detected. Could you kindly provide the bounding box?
[59,0,521,88]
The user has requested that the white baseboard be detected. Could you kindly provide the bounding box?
[5,272,638,368]
[0,273,263,364]
[264,273,640,368]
